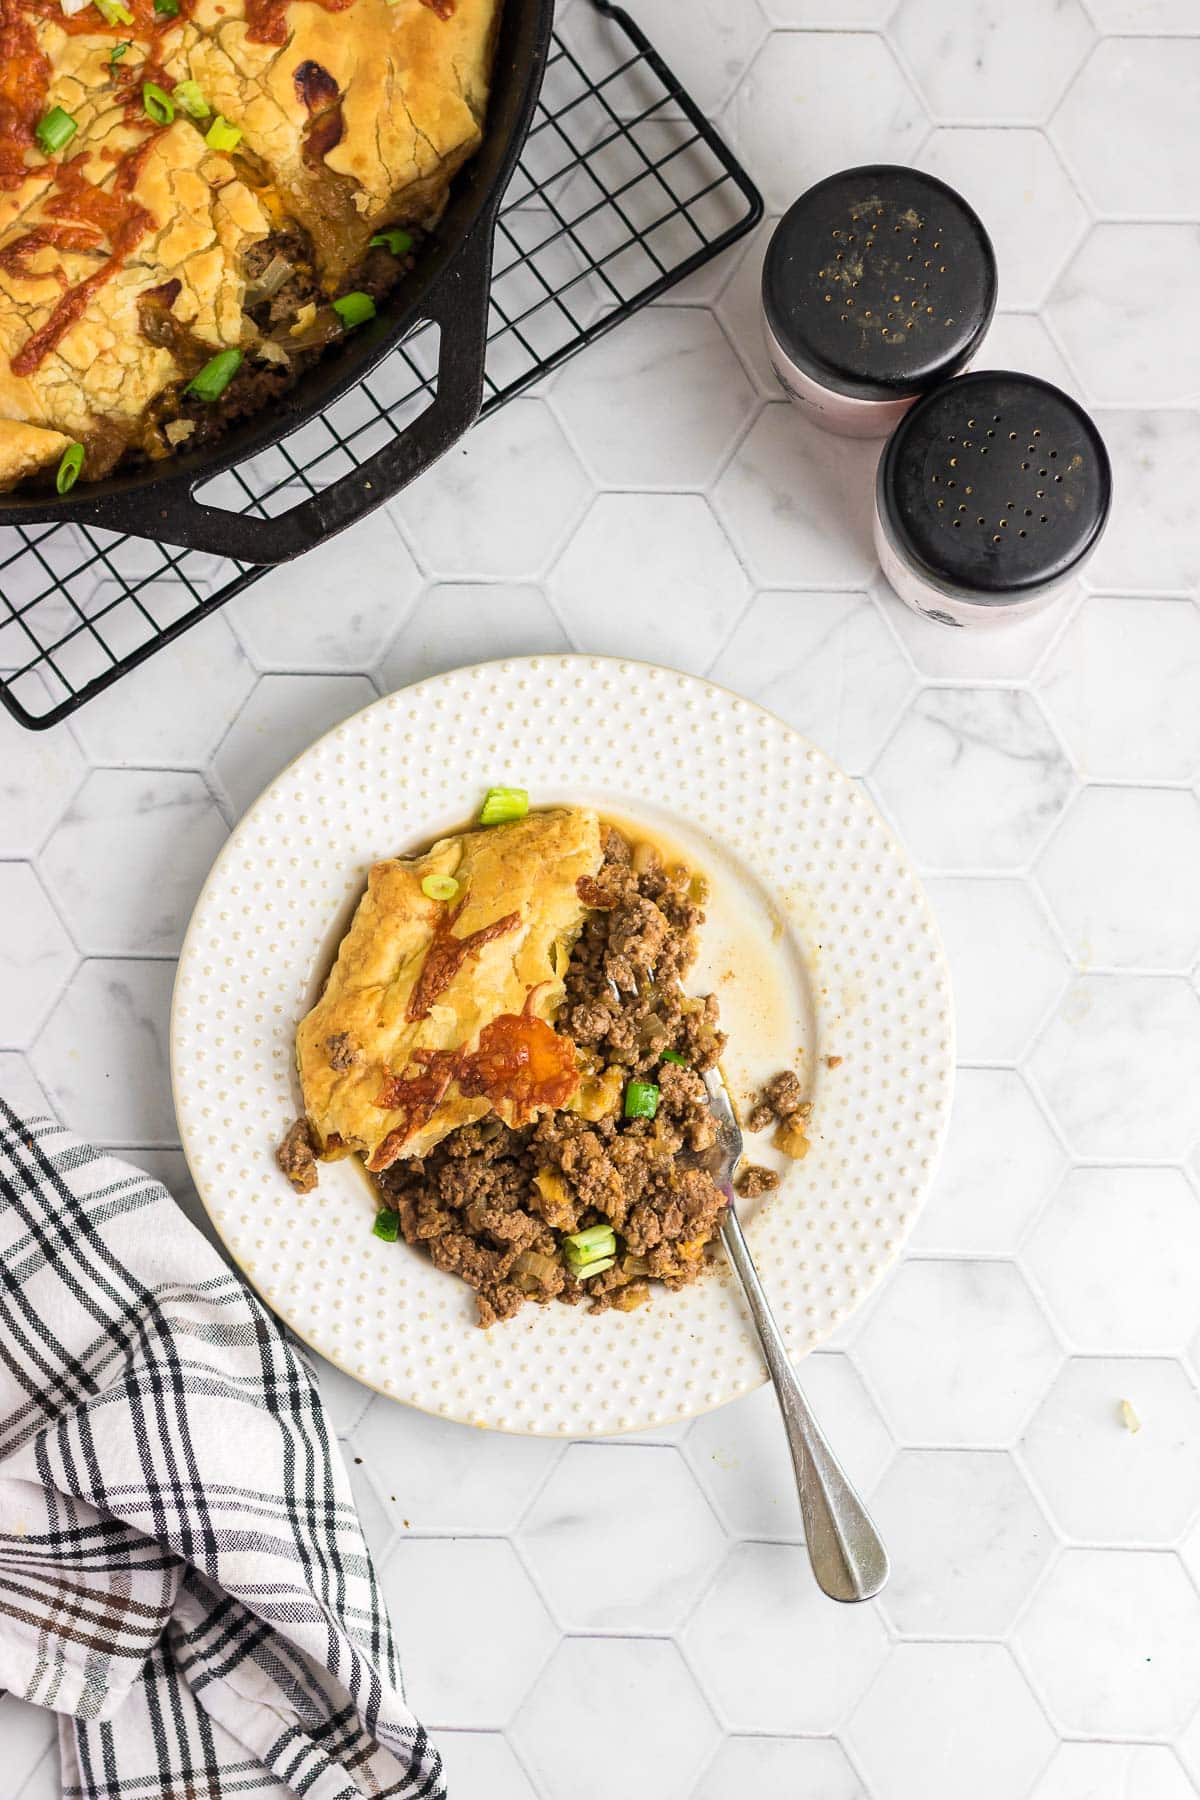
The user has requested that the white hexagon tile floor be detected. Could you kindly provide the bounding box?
[4,3,1200,1797]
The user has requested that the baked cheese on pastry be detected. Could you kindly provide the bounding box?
[0,0,500,488]
[295,807,603,1173]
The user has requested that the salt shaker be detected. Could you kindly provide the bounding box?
[761,165,997,438]
[874,369,1112,627]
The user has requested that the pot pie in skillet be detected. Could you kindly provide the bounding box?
[0,0,501,491]
[278,800,812,1328]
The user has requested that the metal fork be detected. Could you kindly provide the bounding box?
[701,1070,890,1603]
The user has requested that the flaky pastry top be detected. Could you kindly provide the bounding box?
[0,0,499,483]
[297,807,603,1166]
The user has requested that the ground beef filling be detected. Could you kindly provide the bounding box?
[745,1065,812,1167]
[127,225,422,472]
[735,1161,778,1199]
[375,826,732,1328]
[277,1116,318,1194]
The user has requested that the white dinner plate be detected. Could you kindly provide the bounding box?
[172,656,953,1435]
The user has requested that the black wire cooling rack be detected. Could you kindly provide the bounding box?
[0,0,762,731]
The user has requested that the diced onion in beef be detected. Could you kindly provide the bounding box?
[512,1249,561,1293]
[513,1250,560,1279]
[774,1118,811,1159]
[284,306,344,351]
[254,337,290,366]
[244,254,293,303]
[164,419,196,446]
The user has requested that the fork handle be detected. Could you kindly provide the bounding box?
[719,1202,889,1603]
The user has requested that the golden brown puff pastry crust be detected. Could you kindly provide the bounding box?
[0,0,500,484]
[297,808,603,1165]
[0,416,71,485]
[0,117,270,448]
[182,0,499,279]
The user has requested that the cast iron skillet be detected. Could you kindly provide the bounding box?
[0,0,555,565]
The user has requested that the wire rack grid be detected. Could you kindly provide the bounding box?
[0,0,762,731]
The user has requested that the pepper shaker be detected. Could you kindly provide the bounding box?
[761,165,998,439]
[874,370,1112,627]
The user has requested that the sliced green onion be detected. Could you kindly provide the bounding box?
[623,1080,660,1121]
[172,78,210,119]
[568,1238,611,1267]
[55,442,84,495]
[332,291,376,329]
[109,39,132,63]
[94,0,134,21]
[142,81,175,125]
[564,1245,615,1271]
[563,1224,617,1255]
[35,107,78,157]
[573,1255,615,1280]
[185,347,242,401]
[370,227,413,256]
[660,1049,688,1066]
[564,1247,615,1276]
[205,113,242,152]
[478,786,528,827]
[372,1208,400,1242]
[563,1237,617,1275]
[421,873,459,902]
[154,0,181,14]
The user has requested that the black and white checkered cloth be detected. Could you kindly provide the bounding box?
[0,1105,446,1800]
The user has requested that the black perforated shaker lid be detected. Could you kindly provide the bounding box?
[763,166,997,402]
[877,371,1112,600]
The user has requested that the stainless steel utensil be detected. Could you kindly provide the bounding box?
[702,1070,890,1603]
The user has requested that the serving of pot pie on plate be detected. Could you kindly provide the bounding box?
[0,0,501,491]
[279,798,808,1329]
[172,656,953,1433]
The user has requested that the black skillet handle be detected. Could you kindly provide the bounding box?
[69,220,496,566]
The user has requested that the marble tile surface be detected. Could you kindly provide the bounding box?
[1025,1167,1200,1356]
[730,32,928,213]
[1050,37,1200,217]
[551,305,757,487]
[1048,224,1200,406]
[872,1448,1056,1636]
[549,492,751,672]
[847,1641,1057,1800]
[892,0,1094,125]
[1016,1549,1200,1738]
[915,129,1087,311]
[4,2,1200,1795]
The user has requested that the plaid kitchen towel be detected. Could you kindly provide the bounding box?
[0,1103,445,1800]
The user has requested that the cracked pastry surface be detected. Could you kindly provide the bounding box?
[0,0,500,487]
[296,808,604,1167]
